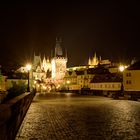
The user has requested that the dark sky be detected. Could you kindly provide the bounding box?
[0,1,139,67]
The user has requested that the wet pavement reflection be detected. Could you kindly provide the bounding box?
[16,93,140,140]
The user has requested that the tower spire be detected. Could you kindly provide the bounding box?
[55,37,63,56]
[34,51,36,58]
[65,48,68,59]
[94,52,96,58]
[88,57,91,65]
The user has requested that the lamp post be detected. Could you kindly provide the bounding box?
[26,64,32,92]
[66,80,70,91]
[119,65,125,72]
[118,65,126,97]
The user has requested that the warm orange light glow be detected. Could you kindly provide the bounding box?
[26,64,32,71]
[119,65,125,72]
[66,80,70,84]
[56,84,60,89]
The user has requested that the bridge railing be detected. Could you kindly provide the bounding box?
[0,92,35,140]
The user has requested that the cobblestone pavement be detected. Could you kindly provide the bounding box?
[16,93,140,140]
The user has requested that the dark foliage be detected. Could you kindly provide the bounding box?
[91,73,123,83]
[3,82,26,102]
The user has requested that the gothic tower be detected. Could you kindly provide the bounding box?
[33,52,42,70]
[93,52,98,66]
[51,38,67,82]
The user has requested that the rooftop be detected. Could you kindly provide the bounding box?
[127,61,140,70]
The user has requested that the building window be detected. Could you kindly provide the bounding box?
[126,73,131,77]
[126,80,131,84]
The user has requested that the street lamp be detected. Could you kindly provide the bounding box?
[66,80,70,84]
[119,65,125,72]
[26,64,32,92]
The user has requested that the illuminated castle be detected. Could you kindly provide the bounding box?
[88,52,111,67]
[88,52,99,66]
[32,38,67,83]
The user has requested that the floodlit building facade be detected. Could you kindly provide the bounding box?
[64,68,96,90]
[32,38,67,84]
[51,38,67,82]
[88,52,111,67]
[123,61,140,92]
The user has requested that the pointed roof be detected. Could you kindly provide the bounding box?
[94,52,97,58]
[55,37,63,56]
[88,58,91,65]
[127,60,140,70]
[75,70,84,75]
[43,55,46,61]
[47,57,50,63]
[42,55,47,66]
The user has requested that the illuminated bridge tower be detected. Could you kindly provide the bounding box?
[51,38,67,83]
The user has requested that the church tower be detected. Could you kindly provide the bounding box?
[33,52,42,70]
[51,38,67,83]
[92,52,98,66]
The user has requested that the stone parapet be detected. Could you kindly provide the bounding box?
[0,92,35,140]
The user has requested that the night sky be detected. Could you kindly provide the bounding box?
[0,1,139,67]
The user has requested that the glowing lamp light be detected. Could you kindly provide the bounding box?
[26,64,32,71]
[66,80,70,84]
[119,65,125,72]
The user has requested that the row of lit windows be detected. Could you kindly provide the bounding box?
[91,84,120,89]
[78,75,93,78]
[78,80,90,84]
